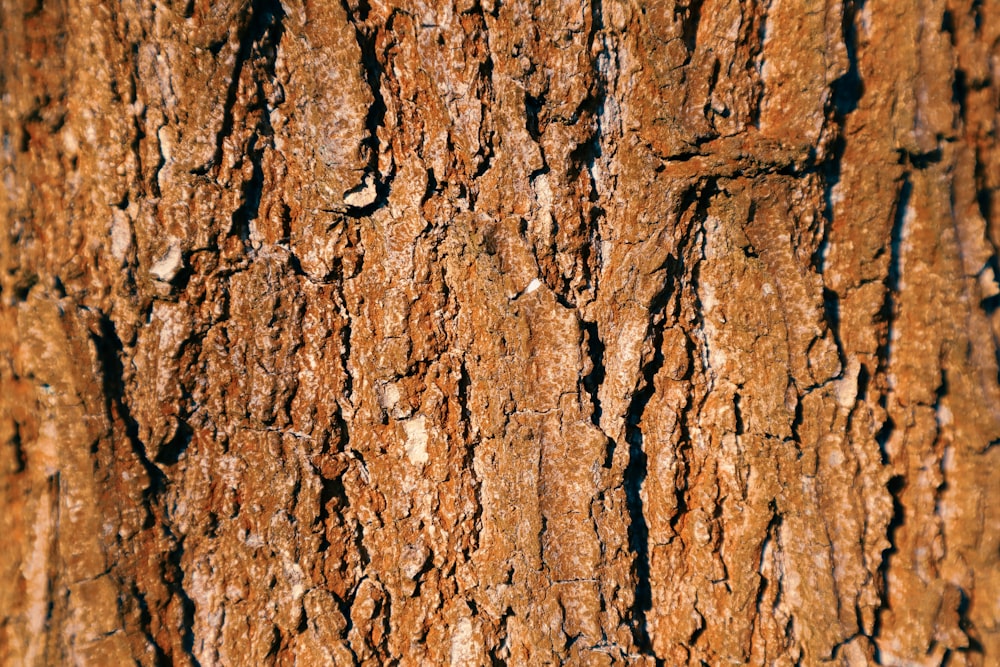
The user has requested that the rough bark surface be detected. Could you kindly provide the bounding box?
[1,0,999,665]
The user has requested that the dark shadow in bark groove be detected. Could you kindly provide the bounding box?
[677,0,703,58]
[156,419,193,466]
[166,536,201,666]
[885,173,910,325]
[133,584,171,666]
[525,92,545,144]
[733,389,745,435]
[231,133,266,245]
[981,254,1000,315]
[580,0,606,199]
[91,314,202,663]
[956,587,985,656]
[475,54,497,177]
[623,285,671,656]
[831,0,865,117]
[754,505,781,613]
[205,0,285,180]
[343,0,392,216]
[582,320,606,430]
[817,0,863,315]
[871,474,905,662]
[90,314,165,498]
[821,286,848,381]
[228,0,285,246]
[6,420,25,473]
[873,173,912,464]
[903,149,943,170]
[974,157,993,239]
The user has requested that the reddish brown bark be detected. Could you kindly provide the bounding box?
[1,0,998,664]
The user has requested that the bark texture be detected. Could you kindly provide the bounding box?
[2,0,999,664]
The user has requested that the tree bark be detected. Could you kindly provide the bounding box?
[2,0,998,664]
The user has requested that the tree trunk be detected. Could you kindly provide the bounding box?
[2,0,998,664]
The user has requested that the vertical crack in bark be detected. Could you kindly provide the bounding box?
[90,314,199,662]
[583,0,607,299]
[208,0,285,178]
[232,140,264,238]
[830,0,865,119]
[456,358,484,556]
[623,292,669,654]
[342,0,392,215]
[754,505,780,616]
[871,473,905,661]
[90,314,165,501]
[167,533,201,666]
[871,173,911,658]
[816,140,849,381]
[816,0,864,376]
[132,583,170,665]
[877,172,911,450]
[338,291,355,407]
[733,387,745,436]
[669,337,696,541]
[931,367,951,538]
[227,0,285,245]
[38,472,60,666]
[581,320,605,431]
[679,0,704,64]
[474,51,496,178]
[524,93,545,148]
[124,42,148,203]
[973,157,994,281]
[8,421,25,473]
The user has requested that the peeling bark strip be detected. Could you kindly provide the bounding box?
[1,0,998,664]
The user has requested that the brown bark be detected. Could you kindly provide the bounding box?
[1,0,998,664]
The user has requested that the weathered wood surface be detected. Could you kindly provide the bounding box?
[1,0,998,664]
